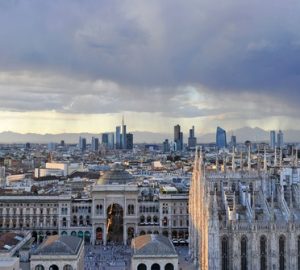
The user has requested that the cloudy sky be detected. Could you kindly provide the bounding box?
[0,0,300,135]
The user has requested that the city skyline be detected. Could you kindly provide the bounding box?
[1,1,300,134]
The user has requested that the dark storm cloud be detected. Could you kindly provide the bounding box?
[0,0,300,115]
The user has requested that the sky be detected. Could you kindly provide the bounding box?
[0,0,300,135]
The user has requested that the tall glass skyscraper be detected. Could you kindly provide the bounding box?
[277,130,284,148]
[216,127,227,149]
[270,130,276,150]
[174,124,183,151]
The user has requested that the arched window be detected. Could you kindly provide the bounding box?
[279,235,285,270]
[49,265,59,270]
[153,216,158,223]
[79,216,83,225]
[260,235,267,270]
[298,236,300,270]
[165,263,174,270]
[63,265,73,270]
[147,216,151,223]
[137,264,147,270]
[99,204,103,215]
[140,215,145,223]
[151,264,160,270]
[86,216,90,225]
[35,265,45,270]
[241,236,247,270]
[222,236,229,270]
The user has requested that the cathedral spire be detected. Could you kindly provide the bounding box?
[263,146,267,172]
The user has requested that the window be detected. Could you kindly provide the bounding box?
[128,204,134,215]
[298,236,300,270]
[241,236,247,270]
[165,263,174,270]
[63,265,73,270]
[137,264,147,270]
[35,265,44,270]
[151,264,160,270]
[260,236,267,270]
[279,235,285,270]
[222,236,229,270]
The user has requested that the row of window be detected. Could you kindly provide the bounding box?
[35,264,73,270]
[137,263,174,270]
[221,235,300,270]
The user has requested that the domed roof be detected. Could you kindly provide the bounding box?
[131,234,177,256]
[97,163,134,185]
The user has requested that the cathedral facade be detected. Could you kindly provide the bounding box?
[189,149,300,270]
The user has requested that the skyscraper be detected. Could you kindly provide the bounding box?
[91,137,99,151]
[163,139,170,153]
[188,126,197,149]
[102,133,109,147]
[126,133,133,150]
[230,135,237,148]
[79,136,86,152]
[216,127,227,149]
[108,133,115,149]
[174,124,183,151]
[277,130,284,148]
[270,130,276,150]
[122,116,127,150]
[115,126,121,149]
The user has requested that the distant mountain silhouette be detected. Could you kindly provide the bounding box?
[0,127,299,144]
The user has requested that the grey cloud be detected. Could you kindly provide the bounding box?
[0,0,300,117]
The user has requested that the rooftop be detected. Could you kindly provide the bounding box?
[132,234,177,257]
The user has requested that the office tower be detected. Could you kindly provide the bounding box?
[115,126,121,149]
[60,140,65,147]
[174,124,183,151]
[188,126,197,149]
[216,126,227,149]
[25,142,31,149]
[163,139,170,153]
[270,130,276,150]
[126,133,133,150]
[0,166,5,188]
[102,133,109,147]
[108,133,115,150]
[122,117,127,150]
[79,137,87,152]
[91,137,99,151]
[277,130,284,148]
[230,135,237,148]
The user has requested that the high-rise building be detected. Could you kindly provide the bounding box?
[115,126,121,149]
[91,137,99,151]
[108,133,115,150]
[79,137,87,152]
[163,139,170,153]
[126,133,133,150]
[277,130,284,148]
[122,117,127,150]
[101,133,114,149]
[174,125,183,151]
[216,126,227,149]
[188,126,197,149]
[102,133,109,146]
[270,130,276,150]
[230,135,237,148]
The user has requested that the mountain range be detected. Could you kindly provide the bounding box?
[0,127,299,144]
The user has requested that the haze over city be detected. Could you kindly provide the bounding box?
[0,0,300,135]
